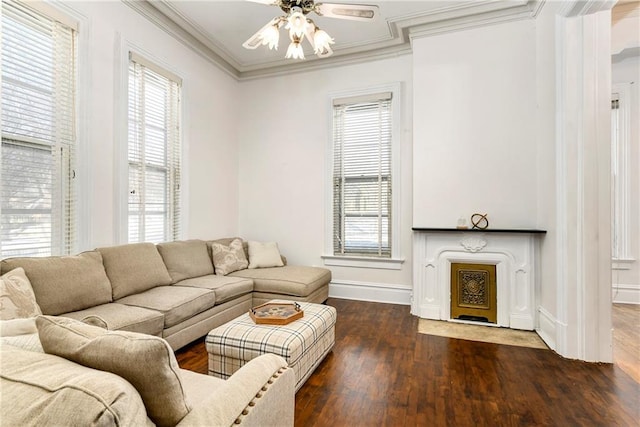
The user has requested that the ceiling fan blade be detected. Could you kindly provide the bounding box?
[242,17,282,50]
[247,0,281,5]
[314,3,378,21]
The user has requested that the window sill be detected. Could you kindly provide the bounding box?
[321,255,405,270]
[612,258,635,270]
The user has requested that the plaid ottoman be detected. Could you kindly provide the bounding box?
[205,301,336,392]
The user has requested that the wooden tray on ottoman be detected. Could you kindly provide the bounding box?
[249,302,304,325]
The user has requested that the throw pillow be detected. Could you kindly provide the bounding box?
[210,238,249,276]
[36,316,191,427]
[0,267,41,319]
[248,241,285,269]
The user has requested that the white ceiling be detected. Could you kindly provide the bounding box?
[136,0,541,78]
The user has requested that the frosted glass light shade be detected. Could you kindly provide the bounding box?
[313,29,334,55]
[259,25,280,50]
[285,42,305,59]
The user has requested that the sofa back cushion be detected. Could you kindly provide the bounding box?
[0,344,151,426]
[0,251,112,316]
[37,315,191,427]
[98,243,172,300]
[156,239,214,283]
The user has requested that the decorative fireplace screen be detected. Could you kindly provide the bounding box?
[450,263,497,323]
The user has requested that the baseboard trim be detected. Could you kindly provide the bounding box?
[329,280,412,306]
[612,284,640,304]
[537,306,557,351]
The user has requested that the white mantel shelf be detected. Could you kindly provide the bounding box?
[412,228,546,330]
[412,227,547,234]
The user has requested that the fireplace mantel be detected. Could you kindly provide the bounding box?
[412,228,545,330]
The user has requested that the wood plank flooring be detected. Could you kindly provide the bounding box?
[176,298,640,426]
[613,303,640,384]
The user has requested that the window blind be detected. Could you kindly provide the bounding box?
[333,93,392,257]
[1,0,76,258]
[128,55,181,244]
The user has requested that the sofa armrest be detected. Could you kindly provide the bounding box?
[177,353,295,427]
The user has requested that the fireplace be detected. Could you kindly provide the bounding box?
[450,263,497,323]
[411,228,546,330]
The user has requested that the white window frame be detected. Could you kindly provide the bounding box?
[323,83,403,270]
[611,83,634,270]
[0,0,86,257]
[115,40,184,244]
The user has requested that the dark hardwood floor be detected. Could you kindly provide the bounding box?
[176,298,640,426]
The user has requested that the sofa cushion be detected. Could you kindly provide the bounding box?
[116,286,216,328]
[247,241,285,269]
[229,266,331,298]
[210,238,249,276]
[36,316,190,427]
[98,243,172,300]
[1,251,112,316]
[62,303,165,336]
[157,239,214,283]
[175,275,254,304]
[0,343,151,426]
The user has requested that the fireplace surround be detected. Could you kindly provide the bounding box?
[412,228,546,330]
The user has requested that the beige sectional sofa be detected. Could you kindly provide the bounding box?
[0,238,331,350]
[0,237,330,426]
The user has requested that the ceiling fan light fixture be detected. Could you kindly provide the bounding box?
[244,0,379,61]
[285,8,308,38]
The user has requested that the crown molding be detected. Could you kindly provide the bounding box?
[239,43,413,80]
[148,0,245,71]
[121,0,240,79]
[124,0,543,81]
[407,0,541,41]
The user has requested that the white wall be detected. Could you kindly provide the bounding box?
[412,20,538,229]
[62,1,240,249]
[237,56,414,303]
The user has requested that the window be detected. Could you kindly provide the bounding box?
[332,91,393,258]
[1,0,77,258]
[127,53,181,244]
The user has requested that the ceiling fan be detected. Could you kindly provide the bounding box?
[243,0,379,60]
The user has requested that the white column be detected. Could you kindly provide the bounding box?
[554,2,613,362]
